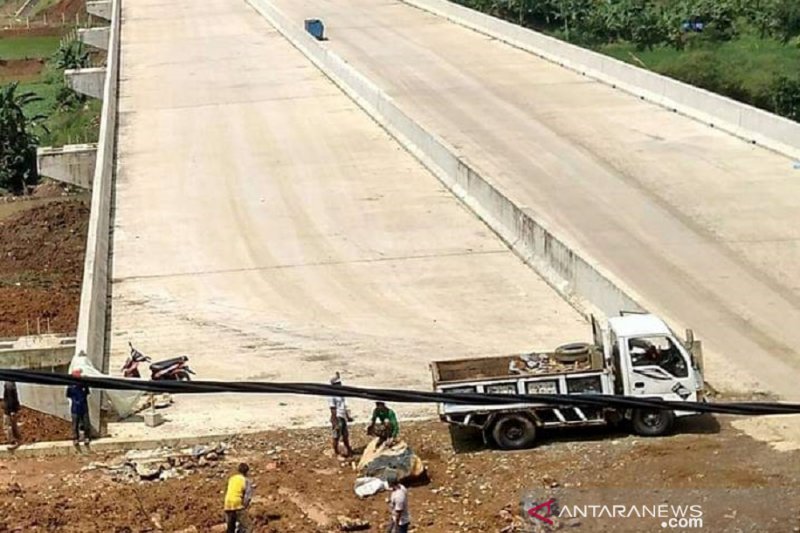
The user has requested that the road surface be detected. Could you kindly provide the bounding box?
[271,0,800,400]
[107,0,587,437]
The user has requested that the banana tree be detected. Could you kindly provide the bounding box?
[0,83,47,194]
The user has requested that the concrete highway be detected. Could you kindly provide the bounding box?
[106,0,587,437]
[272,0,800,400]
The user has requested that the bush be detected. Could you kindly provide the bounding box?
[771,76,800,121]
[660,52,750,103]
[0,83,46,194]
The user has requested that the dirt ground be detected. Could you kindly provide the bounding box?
[0,58,45,82]
[0,417,797,532]
[0,407,72,445]
[0,197,89,337]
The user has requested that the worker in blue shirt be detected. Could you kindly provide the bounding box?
[66,369,91,446]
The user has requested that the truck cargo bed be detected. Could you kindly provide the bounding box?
[432,349,604,385]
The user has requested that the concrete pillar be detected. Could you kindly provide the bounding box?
[86,0,111,20]
[0,335,76,423]
[64,67,106,100]
[77,27,110,50]
[36,144,97,189]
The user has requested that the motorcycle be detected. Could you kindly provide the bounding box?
[122,342,195,381]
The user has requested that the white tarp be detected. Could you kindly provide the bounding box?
[69,352,143,418]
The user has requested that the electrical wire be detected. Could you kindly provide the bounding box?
[1,369,798,416]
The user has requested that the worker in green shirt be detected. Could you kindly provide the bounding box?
[368,401,399,447]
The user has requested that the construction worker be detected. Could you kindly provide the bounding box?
[224,462,253,533]
[3,381,21,449]
[386,471,411,533]
[368,401,399,447]
[328,372,354,458]
[66,369,91,446]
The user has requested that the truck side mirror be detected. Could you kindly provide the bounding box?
[685,328,694,349]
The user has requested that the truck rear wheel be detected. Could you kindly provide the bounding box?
[631,409,675,437]
[491,414,537,450]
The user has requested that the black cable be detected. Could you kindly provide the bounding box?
[1,368,799,416]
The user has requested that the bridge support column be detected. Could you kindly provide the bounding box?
[78,27,110,50]
[86,0,111,20]
[65,67,106,100]
[36,144,97,189]
[0,335,76,425]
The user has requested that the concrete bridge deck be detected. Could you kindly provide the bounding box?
[106,0,587,438]
[272,0,800,400]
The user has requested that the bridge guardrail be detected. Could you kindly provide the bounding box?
[73,0,121,433]
[403,0,800,161]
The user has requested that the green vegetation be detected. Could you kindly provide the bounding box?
[0,83,46,193]
[457,0,800,122]
[1,37,100,193]
[0,35,61,60]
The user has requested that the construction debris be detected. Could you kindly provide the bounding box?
[81,442,228,483]
[508,352,591,376]
[337,515,370,531]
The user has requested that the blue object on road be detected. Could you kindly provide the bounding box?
[305,19,325,41]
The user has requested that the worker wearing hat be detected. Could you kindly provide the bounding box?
[328,372,354,458]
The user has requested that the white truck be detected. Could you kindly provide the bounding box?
[430,313,704,449]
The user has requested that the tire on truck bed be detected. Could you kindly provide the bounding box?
[491,413,537,450]
[554,342,591,364]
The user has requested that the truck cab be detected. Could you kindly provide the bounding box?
[603,314,703,404]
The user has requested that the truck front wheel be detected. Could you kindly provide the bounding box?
[491,414,537,450]
[631,409,675,437]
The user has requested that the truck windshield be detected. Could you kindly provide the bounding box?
[628,336,688,378]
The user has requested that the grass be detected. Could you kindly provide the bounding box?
[0,35,61,60]
[1,32,102,147]
[597,33,800,97]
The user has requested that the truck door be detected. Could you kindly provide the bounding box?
[623,335,696,401]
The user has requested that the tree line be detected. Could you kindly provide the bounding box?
[457,0,800,121]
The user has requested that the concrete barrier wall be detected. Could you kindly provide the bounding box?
[402,0,800,161]
[249,0,646,321]
[73,0,121,432]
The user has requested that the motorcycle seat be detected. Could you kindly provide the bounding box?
[150,356,188,372]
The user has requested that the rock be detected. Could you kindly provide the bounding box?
[149,512,163,530]
[356,439,425,482]
[337,515,370,531]
[174,527,198,533]
[135,463,162,480]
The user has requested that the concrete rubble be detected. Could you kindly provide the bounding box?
[80,442,228,482]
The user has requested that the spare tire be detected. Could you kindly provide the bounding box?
[554,342,591,363]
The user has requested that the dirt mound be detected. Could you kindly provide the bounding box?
[0,58,45,82]
[42,0,85,19]
[0,407,71,445]
[0,199,88,336]
[0,27,64,38]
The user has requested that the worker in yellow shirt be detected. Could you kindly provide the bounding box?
[224,463,253,533]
